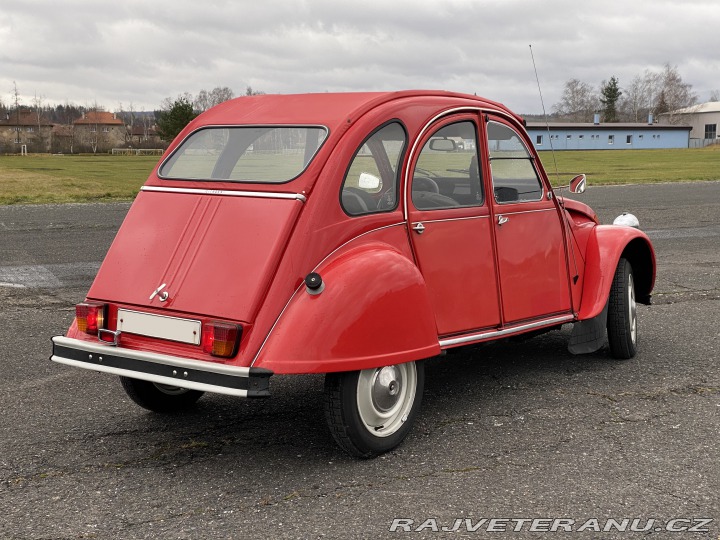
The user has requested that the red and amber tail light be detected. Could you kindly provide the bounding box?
[75,302,106,335]
[202,321,241,358]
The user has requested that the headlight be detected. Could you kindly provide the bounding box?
[613,212,640,228]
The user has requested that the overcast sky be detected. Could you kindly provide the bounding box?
[1,0,718,114]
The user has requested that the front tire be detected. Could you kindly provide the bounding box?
[607,258,637,359]
[120,377,204,413]
[324,361,424,458]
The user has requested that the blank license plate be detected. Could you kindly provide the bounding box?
[117,309,201,345]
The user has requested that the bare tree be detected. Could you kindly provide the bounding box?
[552,79,598,121]
[194,86,235,112]
[658,63,697,122]
[11,81,21,146]
[620,70,662,122]
[32,92,49,152]
[246,86,265,96]
[117,101,136,145]
[710,90,720,102]
[619,65,697,122]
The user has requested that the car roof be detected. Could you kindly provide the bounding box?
[196,90,512,131]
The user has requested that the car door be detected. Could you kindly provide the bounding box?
[485,117,572,324]
[407,116,501,336]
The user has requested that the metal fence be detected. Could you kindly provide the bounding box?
[110,148,164,156]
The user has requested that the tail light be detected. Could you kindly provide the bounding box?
[202,321,241,358]
[75,302,106,335]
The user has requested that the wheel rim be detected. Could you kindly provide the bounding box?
[628,272,637,345]
[356,363,417,437]
[153,383,191,396]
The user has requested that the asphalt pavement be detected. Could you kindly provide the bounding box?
[0,182,718,539]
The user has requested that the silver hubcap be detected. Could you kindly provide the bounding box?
[628,272,637,344]
[357,363,417,437]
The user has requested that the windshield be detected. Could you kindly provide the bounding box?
[158,126,328,183]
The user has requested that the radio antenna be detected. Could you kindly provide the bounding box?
[530,45,579,284]
[529,44,560,184]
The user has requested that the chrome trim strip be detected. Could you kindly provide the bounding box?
[494,208,556,217]
[413,214,490,225]
[403,106,484,220]
[51,336,257,397]
[250,222,406,367]
[439,315,574,347]
[402,107,527,220]
[141,185,307,202]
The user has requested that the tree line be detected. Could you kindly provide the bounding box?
[551,63,715,123]
[0,84,263,146]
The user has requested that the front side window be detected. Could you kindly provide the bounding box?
[159,126,328,183]
[411,121,483,210]
[341,122,406,216]
[705,124,717,139]
[487,121,543,203]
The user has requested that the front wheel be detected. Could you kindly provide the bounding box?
[120,377,204,413]
[324,361,424,458]
[607,258,637,359]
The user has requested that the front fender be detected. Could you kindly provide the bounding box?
[252,241,440,374]
[577,225,656,320]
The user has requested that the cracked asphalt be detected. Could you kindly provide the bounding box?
[1,182,719,539]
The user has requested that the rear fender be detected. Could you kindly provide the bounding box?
[252,241,440,374]
[578,225,656,320]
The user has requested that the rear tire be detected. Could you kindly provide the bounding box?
[607,258,637,359]
[120,377,204,413]
[324,361,424,458]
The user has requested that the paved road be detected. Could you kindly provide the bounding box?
[1,183,719,539]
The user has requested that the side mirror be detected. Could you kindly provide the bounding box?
[569,174,587,194]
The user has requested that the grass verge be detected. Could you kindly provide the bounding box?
[0,147,718,205]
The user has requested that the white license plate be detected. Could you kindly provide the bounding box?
[117,309,201,345]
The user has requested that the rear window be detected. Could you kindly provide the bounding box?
[158,126,328,183]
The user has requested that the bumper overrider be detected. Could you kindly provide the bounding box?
[51,336,272,397]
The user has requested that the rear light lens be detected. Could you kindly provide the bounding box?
[75,302,106,335]
[202,321,241,358]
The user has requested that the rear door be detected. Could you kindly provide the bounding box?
[406,115,501,336]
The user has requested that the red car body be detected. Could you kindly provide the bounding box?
[52,91,655,457]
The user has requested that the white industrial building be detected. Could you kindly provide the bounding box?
[658,102,720,147]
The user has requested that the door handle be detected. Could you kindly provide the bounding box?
[411,222,426,234]
[497,215,509,226]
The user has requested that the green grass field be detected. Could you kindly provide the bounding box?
[0,147,718,205]
[539,146,720,186]
[0,154,159,204]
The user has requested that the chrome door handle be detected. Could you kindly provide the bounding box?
[412,222,426,234]
[497,215,509,226]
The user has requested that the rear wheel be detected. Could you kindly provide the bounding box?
[607,258,637,359]
[120,377,204,413]
[324,361,424,458]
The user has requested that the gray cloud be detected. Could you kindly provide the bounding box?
[2,0,718,113]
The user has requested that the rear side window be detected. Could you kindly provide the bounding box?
[158,126,327,183]
[341,122,407,216]
[487,121,543,203]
